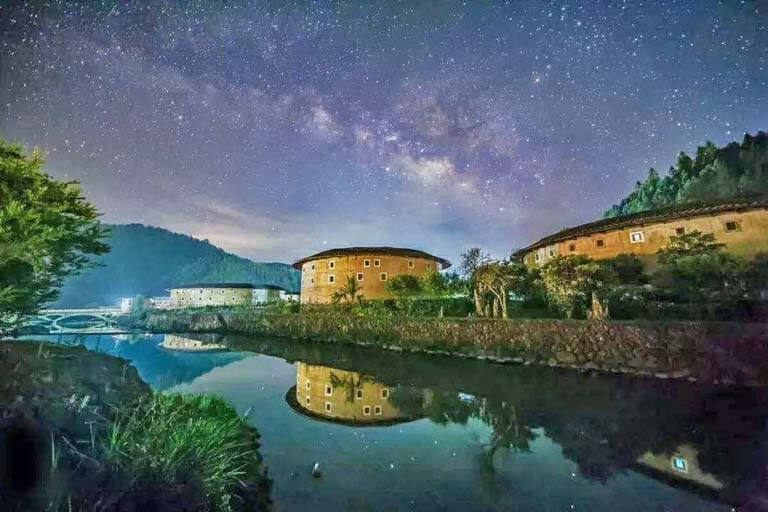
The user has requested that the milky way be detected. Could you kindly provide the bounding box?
[1,1,766,264]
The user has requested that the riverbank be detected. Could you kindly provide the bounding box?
[0,340,271,511]
[144,309,768,386]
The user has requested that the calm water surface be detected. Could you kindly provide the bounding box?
[31,332,768,511]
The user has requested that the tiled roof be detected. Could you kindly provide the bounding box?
[293,246,451,269]
[171,283,255,289]
[514,196,768,257]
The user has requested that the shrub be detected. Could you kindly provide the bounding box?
[107,394,270,512]
[540,256,614,318]
[601,254,647,285]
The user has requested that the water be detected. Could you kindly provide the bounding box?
[26,333,768,511]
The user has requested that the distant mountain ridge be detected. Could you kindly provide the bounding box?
[54,223,300,308]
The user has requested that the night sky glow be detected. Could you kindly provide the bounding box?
[1,1,766,264]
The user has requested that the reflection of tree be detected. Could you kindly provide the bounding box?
[328,371,373,403]
[479,399,536,471]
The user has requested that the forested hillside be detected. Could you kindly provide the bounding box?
[55,224,300,307]
[605,132,768,218]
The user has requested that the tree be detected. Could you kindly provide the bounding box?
[602,254,647,285]
[652,253,750,303]
[0,141,109,333]
[473,261,528,319]
[420,270,448,297]
[539,256,612,319]
[385,274,422,297]
[331,276,362,304]
[656,230,725,265]
[130,295,152,317]
[460,248,491,315]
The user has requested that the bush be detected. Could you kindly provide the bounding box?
[107,394,270,512]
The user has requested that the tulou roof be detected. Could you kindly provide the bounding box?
[514,195,768,257]
[293,246,451,270]
[171,283,256,290]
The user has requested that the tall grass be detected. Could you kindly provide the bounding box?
[107,393,266,512]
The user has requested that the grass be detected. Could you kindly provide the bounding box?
[106,393,269,512]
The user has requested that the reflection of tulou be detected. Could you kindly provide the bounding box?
[160,334,227,352]
[636,444,723,491]
[289,363,425,426]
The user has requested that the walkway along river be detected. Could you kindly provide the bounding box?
[25,332,768,511]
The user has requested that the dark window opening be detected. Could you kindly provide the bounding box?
[596,240,605,247]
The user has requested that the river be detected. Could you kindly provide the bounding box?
[26,332,768,511]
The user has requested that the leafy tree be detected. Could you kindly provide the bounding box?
[130,294,152,317]
[460,248,491,315]
[385,274,422,297]
[652,253,750,303]
[0,141,109,333]
[420,270,449,297]
[605,132,768,218]
[656,230,725,265]
[602,254,647,285]
[473,261,529,318]
[331,276,362,304]
[539,256,612,319]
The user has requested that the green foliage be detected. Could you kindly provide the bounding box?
[652,252,751,303]
[55,223,300,307]
[601,254,647,285]
[420,270,449,296]
[656,230,725,264]
[539,256,614,319]
[107,393,269,512]
[130,294,151,317]
[385,274,422,297]
[605,132,768,218]
[0,140,109,332]
[332,275,362,304]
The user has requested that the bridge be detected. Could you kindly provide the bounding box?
[24,307,124,334]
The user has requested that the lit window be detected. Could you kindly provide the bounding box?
[672,455,688,474]
[630,231,645,243]
[363,405,371,416]
[328,260,335,269]
[328,275,335,283]
[381,388,389,399]
[374,405,382,415]
[596,239,605,247]
[357,273,364,281]
[374,259,381,267]
[325,402,332,412]
[380,272,387,281]
[675,227,685,235]
[356,389,363,400]
[408,260,414,268]
[364,259,371,267]
[325,385,332,396]
[725,221,741,232]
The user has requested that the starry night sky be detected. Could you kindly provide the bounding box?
[1,1,766,265]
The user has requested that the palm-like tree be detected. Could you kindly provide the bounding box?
[331,276,362,304]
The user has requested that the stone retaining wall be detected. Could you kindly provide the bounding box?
[145,311,768,386]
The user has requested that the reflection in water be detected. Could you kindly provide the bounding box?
[35,333,768,511]
[161,334,227,352]
[288,362,425,426]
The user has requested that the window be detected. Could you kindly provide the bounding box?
[675,227,685,235]
[534,253,541,262]
[596,239,605,247]
[672,456,688,474]
[328,275,335,283]
[548,248,555,257]
[364,259,371,267]
[305,396,310,405]
[374,259,381,267]
[328,260,335,269]
[630,231,645,243]
[381,388,389,399]
[380,272,387,281]
[427,264,432,270]
[356,388,363,400]
[363,405,371,416]
[725,221,741,232]
[306,381,311,390]
[310,263,315,271]
[374,405,382,415]
[310,277,315,284]
[357,273,364,281]
[325,385,332,397]
[325,402,332,412]
[408,260,414,268]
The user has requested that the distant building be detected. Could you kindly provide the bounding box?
[515,197,768,267]
[169,283,255,308]
[293,246,451,304]
[252,284,299,303]
[288,363,422,426]
[119,296,172,313]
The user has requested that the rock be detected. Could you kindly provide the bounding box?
[311,462,322,478]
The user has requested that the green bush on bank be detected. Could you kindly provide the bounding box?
[107,393,270,512]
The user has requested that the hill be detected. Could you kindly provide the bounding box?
[54,224,300,307]
[605,131,768,218]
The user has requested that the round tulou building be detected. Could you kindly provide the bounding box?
[293,246,451,304]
